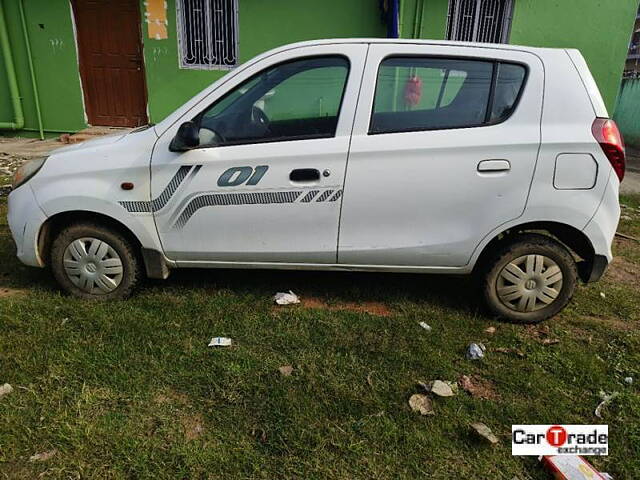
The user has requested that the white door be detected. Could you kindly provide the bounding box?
[149,44,367,264]
[338,44,543,267]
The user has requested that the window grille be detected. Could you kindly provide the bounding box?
[446,0,513,44]
[176,0,238,70]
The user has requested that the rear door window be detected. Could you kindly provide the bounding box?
[370,57,526,134]
[490,62,527,122]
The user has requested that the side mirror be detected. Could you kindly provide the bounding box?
[169,121,200,152]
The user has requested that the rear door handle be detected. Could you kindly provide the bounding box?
[290,168,320,182]
[477,159,511,172]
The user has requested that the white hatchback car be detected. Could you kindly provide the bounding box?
[8,39,623,323]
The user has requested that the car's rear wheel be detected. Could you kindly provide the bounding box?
[50,223,140,300]
[480,234,577,323]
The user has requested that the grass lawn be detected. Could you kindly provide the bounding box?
[0,196,639,479]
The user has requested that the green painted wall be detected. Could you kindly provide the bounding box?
[614,78,640,147]
[509,0,638,113]
[141,0,385,123]
[400,0,637,115]
[0,0,636,134]
[400,0,448,40]
[0,0,86,133]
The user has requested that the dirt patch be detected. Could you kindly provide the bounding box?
[0,288,25,298]
[605,256,640,288]
[300,297,393,317]
[182,413,205,441]
[154,389,189,406]
[580,315,637,332]
[459,375,500,400]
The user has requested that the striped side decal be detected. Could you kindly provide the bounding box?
[328,190,342,202]
[173,190,303,230]
[120,165,194,213]
[315,190,334,202]
[300,190,320,203]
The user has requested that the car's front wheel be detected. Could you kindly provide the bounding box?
[480,234,578,323]
[50,223,140,300]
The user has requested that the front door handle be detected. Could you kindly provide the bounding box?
[477,159,511,172]
[290,168,320,182]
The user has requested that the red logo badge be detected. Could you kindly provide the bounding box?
[546,425,568,447]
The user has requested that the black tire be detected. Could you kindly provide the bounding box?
[50,223,140,300]
[479,233,578,324]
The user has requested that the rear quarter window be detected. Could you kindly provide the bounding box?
[370,56,527,135]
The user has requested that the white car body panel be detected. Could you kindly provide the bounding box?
[339,43,544,267]
[150,44,368,263]
[6,39,620,283]
[28,127,165,256]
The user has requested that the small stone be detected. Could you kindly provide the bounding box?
[466,343,486,360]
[278,365,293,376]
[600,292,606,299]
[29,449,57,462]
[624,377,633,385]
[427,380,455,397]
[409,394,434,416]
[0,383,13,398]
[470,422,499,444]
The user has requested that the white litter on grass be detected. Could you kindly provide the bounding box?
[0,383,13,398]
[600,292,606,299]
[208,337,232,347]
[624,377,633,385]
[273,290,300,305]
[595,390,619,418]
[418,321,432,332]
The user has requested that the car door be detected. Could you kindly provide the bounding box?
[338,43,543,267]
[148,44,367,264]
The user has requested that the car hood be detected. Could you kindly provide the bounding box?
[49,132,129,155]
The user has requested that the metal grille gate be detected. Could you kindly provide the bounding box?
[176,0,239,69]
[446,0,513,43]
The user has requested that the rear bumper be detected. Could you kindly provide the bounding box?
[580,170,619,283]
[7,185,47,267]
[583,171,620,262]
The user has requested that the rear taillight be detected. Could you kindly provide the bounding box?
[592,118,625,182]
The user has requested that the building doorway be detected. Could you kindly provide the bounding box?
[72,0,148,127]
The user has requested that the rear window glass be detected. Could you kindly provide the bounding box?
[370,57,526,135]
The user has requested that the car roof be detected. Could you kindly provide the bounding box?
[274,38,564,55]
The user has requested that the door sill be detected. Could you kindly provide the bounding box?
[174,260,469,275]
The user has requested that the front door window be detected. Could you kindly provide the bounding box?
[196,56,350,146]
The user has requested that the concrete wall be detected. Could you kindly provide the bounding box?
[0,0,636,134]
[400,0,638,114]
[0,0,384,134]
[140,0,385,123]
[0,1,86,133]
[509,0,638,114]
[614,78,640,148]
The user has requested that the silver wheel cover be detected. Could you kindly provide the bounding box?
[63,237,124,294]
[496,254,563,313]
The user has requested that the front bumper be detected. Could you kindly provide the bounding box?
[7,185,47,267]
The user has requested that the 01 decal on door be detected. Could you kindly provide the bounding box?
[121,164,342,231]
